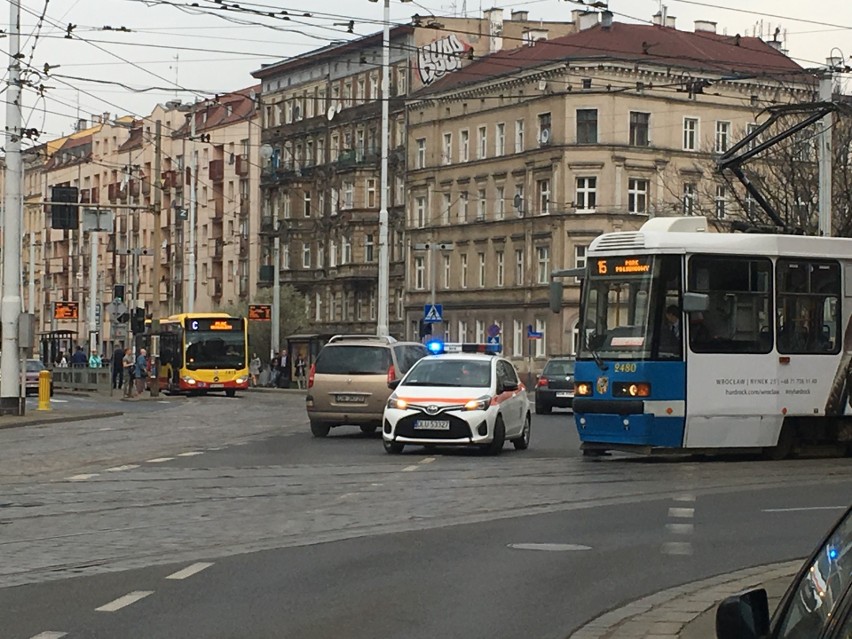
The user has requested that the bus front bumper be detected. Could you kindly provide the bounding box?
[179,376,249,391]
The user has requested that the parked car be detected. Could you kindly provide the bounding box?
[305,337,428,437]
[25,359,54,396]
[715,504,852,639]
[383,352,531,455]
[535,357,575,414]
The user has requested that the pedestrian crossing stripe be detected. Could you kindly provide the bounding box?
[424,305,442,322]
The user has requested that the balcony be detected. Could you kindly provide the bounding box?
[107,183,119,202]
[240,199,250,215]
[209,159,224,182]
[260,216,274,233]
[211,200,224,221]
[212,279,222,298]
[161,170,177,191]
[235,154,249,176]
[239,236,248,255]
[238,275,248,298]
[334,263,376,281]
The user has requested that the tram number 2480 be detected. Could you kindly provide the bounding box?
[614,363,638,373]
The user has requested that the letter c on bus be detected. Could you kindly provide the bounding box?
[191,320,199,330]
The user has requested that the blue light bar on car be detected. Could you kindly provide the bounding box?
[443,343,501,354]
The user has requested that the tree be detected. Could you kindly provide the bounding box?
[219,285,307,359]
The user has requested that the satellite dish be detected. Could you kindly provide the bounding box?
[336,102,343,114]
[513,194,524,217]
[327,105,337,121]
[540,128,551,144]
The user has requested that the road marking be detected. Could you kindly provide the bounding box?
[673,494,696,502]
[402,465,419,472]
[146,457,174,463]
[419,457,436,465]
[95,591,154,612]
[661,541,694,555]
[105,464,140,472]
[207,446,224,451]
[165,562,213,580]
[666,523,695,535]
[67,474,99,481]
[49,399,68,404]
[158,400,171,404]
[668,507,695,518]
[762,506,847,513]
[28,632,67,639]
[508,543,592,552]
[337,492,355,501]
[98,427,114,431]
[177,451,204,457]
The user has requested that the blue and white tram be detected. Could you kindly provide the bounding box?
[573,216,852,458]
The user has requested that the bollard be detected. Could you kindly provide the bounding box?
[37,369,51,411]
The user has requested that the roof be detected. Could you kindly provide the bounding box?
[172,85,259,137]
[419,21,806,96]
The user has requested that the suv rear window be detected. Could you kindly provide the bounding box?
[315,345,391,375]
[543,360,575,376]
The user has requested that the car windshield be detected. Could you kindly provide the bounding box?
[402,358,492,388]
[544,360,575,376]
[25,360,45,373]
[315,345,391,375]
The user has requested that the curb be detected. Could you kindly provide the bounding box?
[567,560,801,639]
[0,410,125,430]
[119,394,188,402]
[246,387,306,394]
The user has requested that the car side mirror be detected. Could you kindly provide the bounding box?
[387,379,401,390]
[503,380,520,392]
[715,588,770,639]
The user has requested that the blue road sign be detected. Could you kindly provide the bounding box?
[527,324,543,339]
[424,304,443,323]
[487,335,501,345]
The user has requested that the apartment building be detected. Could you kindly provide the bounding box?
[251,8,575,337]
[16,88,260,354]
[405,11,812,373]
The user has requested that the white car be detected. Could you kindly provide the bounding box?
[382,353,531,455]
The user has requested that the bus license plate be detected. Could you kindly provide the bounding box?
[336,394,365,403]
[414,419,450,430]
[211,384,223,389]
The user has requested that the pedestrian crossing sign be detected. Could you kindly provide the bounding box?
[423,304,443,323]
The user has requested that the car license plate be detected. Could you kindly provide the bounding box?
[556,391,573,398]
[336,394,365,403]
[211,383,223,389]
[414,419,450,430]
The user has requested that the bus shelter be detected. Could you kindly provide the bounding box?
[39,330,77,367]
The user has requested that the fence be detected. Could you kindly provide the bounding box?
[51,367,113,393]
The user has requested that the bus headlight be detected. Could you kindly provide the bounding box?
[575,382,593,396]
[235,376,248,385]
[181,376,197,385]
[613,382,651,397]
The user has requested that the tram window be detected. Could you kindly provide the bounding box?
[777,259,840,354]
[688,256,772,354]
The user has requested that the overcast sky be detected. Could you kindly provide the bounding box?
[6,0,852,144]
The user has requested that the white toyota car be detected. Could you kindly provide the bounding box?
[382,350,531,455]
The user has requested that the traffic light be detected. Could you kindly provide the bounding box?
[50,186,79,230]
[114,284,125,303]
[131,307,146,334]
[419,319,432,339]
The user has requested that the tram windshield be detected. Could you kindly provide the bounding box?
[578,254,682,361]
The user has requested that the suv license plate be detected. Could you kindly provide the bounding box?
[414,419,450,430]
[336,394,365,403]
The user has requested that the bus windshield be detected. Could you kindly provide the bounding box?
[578,254,682,361]
[184,318,246,370]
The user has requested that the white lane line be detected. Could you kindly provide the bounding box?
[177,451,204,457]
[28,632,67,639]
[419,457,436,465]
[673,494,696,502]
[49,399,68,404]
[763,506,846,513]
[401,465,419,472]
[146,457,174,463]
[668,507,695,518]
[666,523,695,535]
[105,464,140,472]
[67,473,99,481]
[165,562,213,580]
[95,590,154,612]
[661,541,694,556]
[98,427,114,431]
[337,492,355,501]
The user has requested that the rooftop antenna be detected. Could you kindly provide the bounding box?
[169,53,179,98]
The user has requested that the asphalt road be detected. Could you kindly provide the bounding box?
[0,393,849,639]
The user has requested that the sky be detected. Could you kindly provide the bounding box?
[5,0,852,145]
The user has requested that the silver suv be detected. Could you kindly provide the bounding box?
[306,337,428,437]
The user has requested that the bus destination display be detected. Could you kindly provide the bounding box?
[595,256,652,276]
[185,318,244,332]
[54,301,79,319]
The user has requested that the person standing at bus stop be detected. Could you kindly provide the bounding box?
[111,346,124,390]
[134,348,148,396]
[295,353,307,390]
[122,348,135,397]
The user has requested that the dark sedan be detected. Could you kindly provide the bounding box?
[535,357,575,414]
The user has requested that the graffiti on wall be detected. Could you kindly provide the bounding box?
[417,34,472,85]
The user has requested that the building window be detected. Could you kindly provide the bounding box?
[283,243,290,269]
[537,178,550,214]
[714,185,727,219]
[715,121,731,153]
[496,250,504,287]
[535,318,546,357]
[443,254,451,289]
[627,178,648,214]
[629,111,650,146]
[576,109,598,144]
[365,234,375,262]
[396,65,407,95]
[460,253,468,289]
[496,185,505,220]
[416,138,426,168]
[477,125,487,159]
[514,119,525,153]
[395,175,404,206]
[458,320,468,342]
[576,177,597,212]
[330,241,337,267]
[514,248,524,285]
[477,188,487,221]
[356,77,365,103]
[370,73,379,100]
[366,178,377,208]
[302,242,311,268]
[478,252,486,287]
[303,190,311,217]
[513,320,523,357]
[459,191,469,223]
[537,112,551,146]
[683,117,698,151]
[746,122,760,150]
[574,244,587,283]
[414,256,425,290]
[342,235,352,263]
[536,246,550,284]
[460,129,469,162]
[442,192,452,225]
[514,184,524,216]
[443,132,452,165]
[496,123,505,156]
[683,183,697,215]
[415,196,427,228]
[343,180,354,209]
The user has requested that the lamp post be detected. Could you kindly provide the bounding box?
[369,0,411,337]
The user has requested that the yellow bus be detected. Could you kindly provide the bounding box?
[147,312,249,397]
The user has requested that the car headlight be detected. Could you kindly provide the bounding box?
[387,395,408,410]
[464,395,491,411]
[181,376,197,385]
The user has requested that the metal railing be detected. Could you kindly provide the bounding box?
[51,367,113,393]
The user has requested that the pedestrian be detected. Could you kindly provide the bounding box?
[57,351,68,367]
[295,353,307,390]
[111,346,124,389]
[249,352,261,387]
[70,346,87,367]
[277,349,290,389]
[88,350,102,368]
[267,351,279,388]
[122,347,135,397]
[134,348,148,396]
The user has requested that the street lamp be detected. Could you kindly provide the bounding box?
[259,143,279,356]
[369,0,412,337]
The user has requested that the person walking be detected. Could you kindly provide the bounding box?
[249,352,262,388]
[295,353,307,390]
[277,349,290,389]
[122,348,135,397]
[134,348,148,396]
[111,346,124,390]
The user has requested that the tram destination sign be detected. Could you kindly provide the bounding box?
[594,256,652,276]
[54,301,79,320]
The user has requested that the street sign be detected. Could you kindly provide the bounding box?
[95,303,102,329]
[423,304,443,323]
[527,324,543,339]
[487,323,501,338]
[54,301,78,320]
[248,304,272,321]
[106,300,128,317]
[487,335,501,345]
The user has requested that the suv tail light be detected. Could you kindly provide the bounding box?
[308,363,316,389]
[387,364,395,385]
[537,376,549,388]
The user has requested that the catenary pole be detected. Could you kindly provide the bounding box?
[376,0,391,337]
[188,111,197,312]
[818,71,833,237]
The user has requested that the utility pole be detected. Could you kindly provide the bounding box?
[153,120,162,317]
[272,200,281,356]
[376,0,391,338]
[88,229,98,350]
[818,69,833,237]
[1,0,23,414]
[188,111,197,312]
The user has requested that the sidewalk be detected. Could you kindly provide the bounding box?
[568,560,800,638]
[0,408,124,430]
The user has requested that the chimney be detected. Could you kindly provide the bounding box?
[694,20,716,33]
[652,11,662,26]
[484,7,504,53]
[767,40,783,51]
[523,28,548,45]
[665,15,676,28]
[578,11,600,31]
[510,9,529,21]
[76,118,87,131]
[601,10,613,29]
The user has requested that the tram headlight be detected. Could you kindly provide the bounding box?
[613,382,651,397]
[575,382,593,396]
